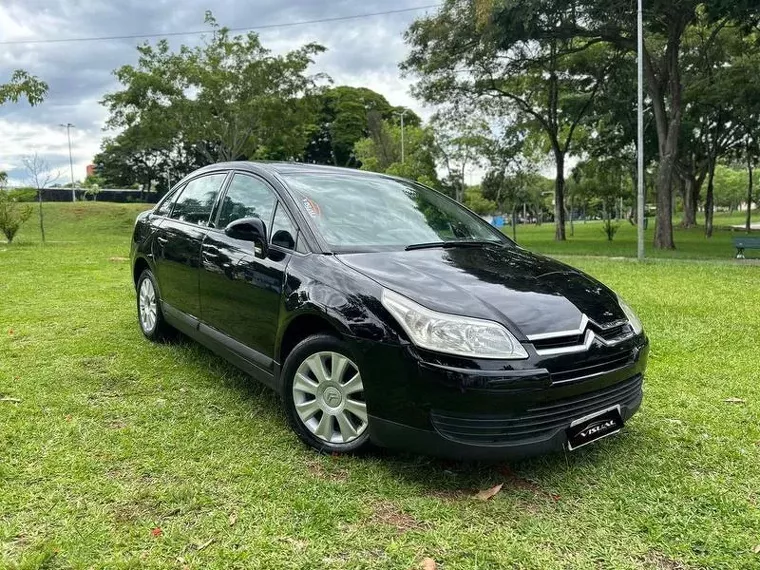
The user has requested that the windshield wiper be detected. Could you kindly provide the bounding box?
[405,240,503,251]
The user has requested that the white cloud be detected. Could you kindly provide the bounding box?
[0,0,440,184]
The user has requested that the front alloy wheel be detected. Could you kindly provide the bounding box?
[284,335,371,453]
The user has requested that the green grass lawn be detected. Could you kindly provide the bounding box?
[2,203,760,569]
[512,211,760,260]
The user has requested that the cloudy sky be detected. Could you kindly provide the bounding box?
[0,1,440,185]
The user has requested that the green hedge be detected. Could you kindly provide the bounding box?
[5,188,37,202]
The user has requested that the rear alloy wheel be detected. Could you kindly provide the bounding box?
[284,336,370,453]
[136,269,173,341]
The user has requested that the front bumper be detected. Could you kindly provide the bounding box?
[355,335,649,460]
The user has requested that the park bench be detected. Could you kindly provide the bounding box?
[733,236,760,259]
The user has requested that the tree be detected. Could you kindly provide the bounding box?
[0,70,48,106]
[680,16,754,237]
[479,127,537,239]
[719,32,760,232]
[102,12,327,165]
[463,186,497,215]
[23,154,60,244]
[572,158,632,240]
[354,116,438,186]
[303,86,420,167]
[431,110,491,203]
[83,184,101,202]
[739,139,759,232]
[403,0,620,241]
[494,0,760,248]
[0,172,33,244]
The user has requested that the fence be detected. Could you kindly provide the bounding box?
[4,187,160,204]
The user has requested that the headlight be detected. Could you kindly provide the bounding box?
[381,289,528,359]
[618,297,643,335]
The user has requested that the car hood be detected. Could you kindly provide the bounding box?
[336,246,626,338]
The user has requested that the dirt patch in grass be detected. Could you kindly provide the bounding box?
[641,551,693,569]
[107,419,128,430]
[305,458,349,482]
[369,501,432,534]
[426,487,467,501]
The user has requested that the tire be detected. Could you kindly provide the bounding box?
[283,334,371,454]
[136,269,174,342]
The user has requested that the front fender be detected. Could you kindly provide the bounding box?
[276,255,403,357]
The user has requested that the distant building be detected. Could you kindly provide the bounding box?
[86,164,95,177]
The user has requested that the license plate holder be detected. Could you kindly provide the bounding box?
[566,405,624,451]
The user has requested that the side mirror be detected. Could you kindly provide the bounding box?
[225,217,268,258]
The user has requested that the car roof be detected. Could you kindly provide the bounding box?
[194,160,393,180]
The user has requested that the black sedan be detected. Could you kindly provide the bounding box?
[130,162,648,459]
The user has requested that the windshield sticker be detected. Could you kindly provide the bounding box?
[302,197,321,218]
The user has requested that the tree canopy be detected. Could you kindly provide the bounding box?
[102,12,327,167]
[0,70,48,106]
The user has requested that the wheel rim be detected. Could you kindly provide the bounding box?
[138,278,158,333]
[292,351,368,445]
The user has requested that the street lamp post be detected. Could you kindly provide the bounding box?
[394,109,409,164]
[60,123,76,202]
[637,0,645,261]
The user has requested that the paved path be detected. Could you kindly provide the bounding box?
[552,254,760,266]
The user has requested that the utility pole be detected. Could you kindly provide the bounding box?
[394,109,409,164]
[636,0,645,261]
[60,123,76,201]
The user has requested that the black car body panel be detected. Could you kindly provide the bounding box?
[336,247,626,338]
[131,161,649,459]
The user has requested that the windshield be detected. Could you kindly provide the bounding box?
[282,173,510,252]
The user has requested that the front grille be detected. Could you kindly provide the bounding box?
[430,375,643,445]
[596,323,633,342]
[548,351,634,384]
[530,321,634,354]
[532,334,585,351]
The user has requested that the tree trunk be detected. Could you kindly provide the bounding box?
[747,154,754,233]
[569,196,574,237]
[553,149,566,241]
[654,156,676,249]
[646,25,685,250]
[704,155,716,238]
[682,176,698,228]
[37,188,45,244]
[512,207,517,242]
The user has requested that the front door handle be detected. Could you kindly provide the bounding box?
[156,236,168,245]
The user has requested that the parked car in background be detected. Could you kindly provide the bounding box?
[131,162,648,458]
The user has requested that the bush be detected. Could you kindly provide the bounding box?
[7,188,37,202]
[602,219,620,241]
[0,192,33,243]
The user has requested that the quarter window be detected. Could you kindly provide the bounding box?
[270,203,297,250]
[217,174,276,230]
[170,174,227,226]
[155,184,184,217]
